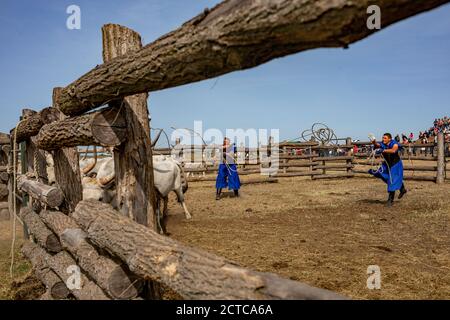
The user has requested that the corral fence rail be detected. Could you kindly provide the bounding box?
[4,0,450,300]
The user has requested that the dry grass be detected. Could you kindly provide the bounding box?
[0,219,35,300]
[166,175,450,300]
[0,169,448,300]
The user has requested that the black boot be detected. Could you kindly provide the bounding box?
[216,188,222,200]
[234,189,240,198]
[387,191,395,207]
[398,184,407,199]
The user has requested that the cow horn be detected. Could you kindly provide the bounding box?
[81,146,97,175]
[151,129,163,148]
[99,175,115,187]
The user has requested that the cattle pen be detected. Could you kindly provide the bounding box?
[2,0,450,301]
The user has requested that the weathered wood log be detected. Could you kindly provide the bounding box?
[40,210,143,300]
[36,106,127,151]
[404,175,437,182]
[313,156,353,162]
[10,107,58,144]
[104,23,160,299]
[436,132,445,184]
[18,208,62,253]
[22,109,49,186]
[0,132,10,145]
[312,173,355,180]
[55,0,450,115]
[272,171,321,178]
[17,175,63,208]
[1,144,11,155]
[51,89,83,213]
[46,250,110,300]
[71,200,346,300]
[22,242,69,299]
[38,290,55,300]
[0,183,8,198]
[0,172,9,183]
[103,24,157,229]
[314,164,354,170]
[0,201,10,220]
[355,163,438,171]
[188,176,278,184]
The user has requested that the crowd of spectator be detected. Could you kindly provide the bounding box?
[393,117,450,145]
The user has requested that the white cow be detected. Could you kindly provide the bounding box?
[153,155,191,222]
[81,176,117,207]
[79,154,191,234]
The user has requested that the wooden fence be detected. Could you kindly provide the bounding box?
[163,136,448,183]
[0,133,10,220]
[5,0,449,300]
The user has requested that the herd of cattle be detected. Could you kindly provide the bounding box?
[46,151,192,232]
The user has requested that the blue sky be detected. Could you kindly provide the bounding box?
[1,0,449,143]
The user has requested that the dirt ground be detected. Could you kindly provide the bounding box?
[0,173,448,300]
[166,174,450,300]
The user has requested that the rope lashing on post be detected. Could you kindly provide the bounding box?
[10,119,26,278]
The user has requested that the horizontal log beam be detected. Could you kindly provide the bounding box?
[36,106,126,151]
[10,107,59,143]
[272,171,321,178]
[46,250,110,300]
[404,175,437,182]
[354,170,438,182]
[311,145,353,150]
[314,164,353,170]
[17,175,64,208]
[56,0,450,115]
[353,141,437,147]
[188,176,278,184]
[312,173,354,180]
[313,156,353,162]
[19,208,62,253]
[21,242,70,299]
[0,183,8,198]
[40,210,143,300]
[71,200,346,300]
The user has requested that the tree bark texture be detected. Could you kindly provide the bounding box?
[51,88,83,214]
[46,250,111,300]
[17,175,64,208]
[56,0,450,115]
[10,107,57,143]
[22,241,70,299]
[36,106,127,151]
[71,200,346,300]
[40,210,143,299]
[19,208,62,253]
[102,24,157,228]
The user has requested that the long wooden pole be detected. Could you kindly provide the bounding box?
[436,132,445,184]
[51,89,83,213]
[102,24,157,228]
[55,0,450,115]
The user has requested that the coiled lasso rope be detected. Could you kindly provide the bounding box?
[10,119,25,278]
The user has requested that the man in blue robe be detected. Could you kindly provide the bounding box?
[369,133,407,206]
[216,137,241,200]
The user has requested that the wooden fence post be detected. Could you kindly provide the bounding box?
[102,24,160,299]
[346,137,353,175]
[437,132,445,184]
[19,116,30,238]
[52,88,83,213]
[102,24,157,229]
